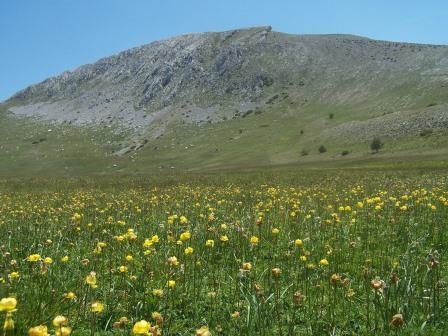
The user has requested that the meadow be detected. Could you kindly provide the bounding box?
[0,170,447,335]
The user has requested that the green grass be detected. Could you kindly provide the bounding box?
[0,170,447,335]
[1,97,448,176]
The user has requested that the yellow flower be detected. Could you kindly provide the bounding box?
[44,257,53,264]
[205,239,215,247]
[28,325,49,336]
[119,266,127,273]
[125,255,133,262]
[3,313,14,330]
[85,272,97,288]
[64,292,76,300]
[184,247,194,255]
[152,288,164,297]
[9,272,20,280]
[71,213,82,221]
[180,215,189,224]
[167,280,176,288]
[249,236,259,245]
[179,231,191,241]
[27,254,41,262]
[132,320,151,334]
[294,239,303,247]
[272,228,280,235]
[55,327,72,336]
[271,267,282,277]
[167,256,179,266]
[143,239,153,247]
[220,235,229,242]
[319,259,329,267]
[52,315,68,327]
[91,301,104,313]
[299,255,307,262]
[196,326,211,336]
[61,256,69,262]
[151,235,160,243]
[242,262,252,270]
[0,297,17,312]
[330,273,341,285]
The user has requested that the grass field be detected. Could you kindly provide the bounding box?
[0,170,447,335]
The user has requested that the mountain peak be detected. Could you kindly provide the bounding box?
[2,27,448,173]
[5,27,448,131]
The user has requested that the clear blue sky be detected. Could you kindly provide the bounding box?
[1,0,447,101]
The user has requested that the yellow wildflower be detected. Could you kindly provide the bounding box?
[28,325,49,336]
[179,231,191,241]
[132,320,151,334]
[91,301,104,313]
[52,315,68,327]
[27,254,41,262]
[85,272,97,288]
[319,259,329,267]
[0,297,17,312]
[249,236,259,245]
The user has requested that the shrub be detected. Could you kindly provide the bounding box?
[419,129,433,137]
[318,145,327,154]
[341,150,350,156]
[301,149,309,156]
[370,137,383,153]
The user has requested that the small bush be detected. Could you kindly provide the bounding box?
[341,150,350,156]
[318,145,327,154]
[329,113,334,119]
[370,137,384,153]
[419,129,433,137]
[301,149,309,156]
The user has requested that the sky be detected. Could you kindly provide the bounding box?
[1,0,447,101]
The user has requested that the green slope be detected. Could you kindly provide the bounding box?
[2,99,447,176]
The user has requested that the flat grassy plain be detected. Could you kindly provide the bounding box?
[0,169,447,335]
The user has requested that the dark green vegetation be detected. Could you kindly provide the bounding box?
[0,170,447,335]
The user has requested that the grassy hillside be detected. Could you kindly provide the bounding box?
[1,100,447,175]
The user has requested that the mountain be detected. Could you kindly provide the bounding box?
[1,26,448,174]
